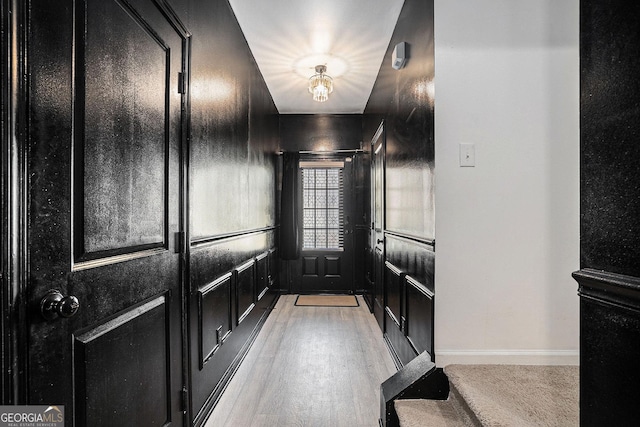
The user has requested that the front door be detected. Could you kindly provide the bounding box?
[295,158,354,294]
[25,1,187,425]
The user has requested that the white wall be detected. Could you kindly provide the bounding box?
[434,0,580,365]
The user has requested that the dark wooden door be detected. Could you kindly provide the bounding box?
[371,123,386,330]
[26,1,188,425]
[295,158,355,294]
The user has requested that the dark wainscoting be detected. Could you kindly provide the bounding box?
[383,233,435,367]
[189,230,278,426]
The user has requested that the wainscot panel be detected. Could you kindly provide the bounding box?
[256,251,269,303]
[236,259,256,325]
[405,275,434,356]
[384,309,417,369]
[385,233,435,294]
[385,261,404,330]
[198,272,233,369]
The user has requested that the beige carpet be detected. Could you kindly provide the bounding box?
[294,294,359,307]
[444,364,579,427]
[396,399,476,427]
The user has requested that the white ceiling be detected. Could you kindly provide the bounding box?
[228,0,405,114]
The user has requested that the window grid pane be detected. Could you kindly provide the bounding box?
[302,167,343,249]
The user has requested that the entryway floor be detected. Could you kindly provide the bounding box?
[204,294,397,426]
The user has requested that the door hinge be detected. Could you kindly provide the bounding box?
[175,231,186,254]
[181,386,188,414]
[177,72,186,94]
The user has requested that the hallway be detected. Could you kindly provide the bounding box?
[205,295,396,427]
[1,0,594,424]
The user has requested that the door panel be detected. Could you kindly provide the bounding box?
[74,295,172,426]
[299,251,346,292]
[80,0,168,256]
[27,1,187,425]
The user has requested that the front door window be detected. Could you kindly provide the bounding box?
[301,166,344,250]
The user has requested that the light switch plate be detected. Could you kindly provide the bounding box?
[459,143,475,167]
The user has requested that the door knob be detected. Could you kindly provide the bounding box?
[40,290,80,320]
[377,239,384,244]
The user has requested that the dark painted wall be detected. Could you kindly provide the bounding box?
[578,1,640,425]
[280,114,362,152]
[365,0,434,241]
[173,0,280,423]
[364,0,435,366]
[178,1,278,238]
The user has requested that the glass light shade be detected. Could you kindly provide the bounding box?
[308,65,333,102]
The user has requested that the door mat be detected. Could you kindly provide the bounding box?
[294,295,359,307]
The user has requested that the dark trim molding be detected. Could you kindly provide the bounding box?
[2,0,28,405]
[384,333,403,371]
[384,230,434,249]
[574,268,640,312]
[385,260,403,276]
[406,275,434,299]
[190,226,277,248]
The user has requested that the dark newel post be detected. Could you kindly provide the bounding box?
[280,152,300,260]
[578,1,640,425]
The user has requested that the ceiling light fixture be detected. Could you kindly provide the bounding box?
[308,65,333,102]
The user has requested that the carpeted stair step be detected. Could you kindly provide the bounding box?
[395,397,477,427]
[395,364,579,427]
[444,364,579,427]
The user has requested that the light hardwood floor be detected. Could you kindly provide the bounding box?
[205,295,397,427]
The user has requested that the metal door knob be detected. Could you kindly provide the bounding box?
[40,290,80,320]
[377,239,384,244]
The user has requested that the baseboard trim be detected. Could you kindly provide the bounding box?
[435,349,579,366]
[384,333,403,371]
